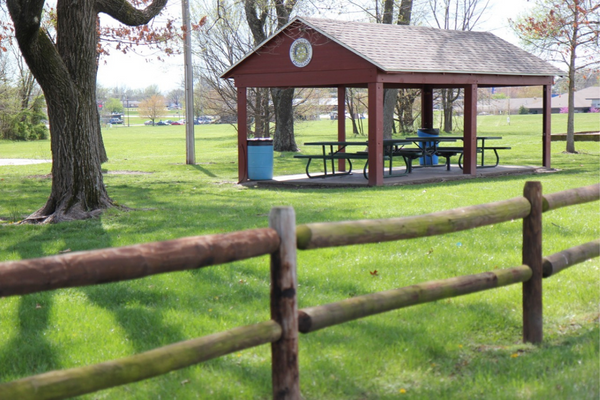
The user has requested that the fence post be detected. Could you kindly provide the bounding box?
[269,207,300,399]
[522,181,543,344]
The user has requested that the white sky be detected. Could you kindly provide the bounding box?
[96,0,535,93]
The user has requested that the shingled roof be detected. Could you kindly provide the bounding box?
[301,17,564,76]
[224,17,564,78]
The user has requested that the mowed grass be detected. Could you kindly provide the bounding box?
[0,113,598,399]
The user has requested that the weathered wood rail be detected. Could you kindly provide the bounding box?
[0,182,598,400]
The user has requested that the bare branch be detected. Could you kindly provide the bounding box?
[97,0,169,26]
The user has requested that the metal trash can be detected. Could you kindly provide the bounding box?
[247,138,273,180]
[417,128,439,165]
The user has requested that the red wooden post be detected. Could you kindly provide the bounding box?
[338,86,347,172]
[463,84,477,175]
[542,84,552,168]
[269,207,300,399]
[237,86,248,183]
[522,181,543,344]
[421,85,433,129]
[367,82,384,186]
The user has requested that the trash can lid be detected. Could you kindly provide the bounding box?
[417,128,439,135]
[247,138,273,146]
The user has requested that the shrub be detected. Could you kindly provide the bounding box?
[518,105,529,114]
[1,96,49,141]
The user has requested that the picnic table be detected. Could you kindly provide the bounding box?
[435,136,511,169]
[295,141,421,179]
[396,137,459,170]
[293,136,511,179]
[294,141,368,178]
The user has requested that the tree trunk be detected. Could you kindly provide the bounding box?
[383,89,398,139]
[253,88,266,137]
[442,88,461,133]
[398,0,413,25]
[271,87,297,152]
[397,89,419,133]
[7,0,167,223]
[565,13,578,153]
[244,1,296,150]
[7,0,110,223]
[381,0,414,138]
[380,0,397,139]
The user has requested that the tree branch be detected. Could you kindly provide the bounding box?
[97,0,169,26]
[6,0,45,41]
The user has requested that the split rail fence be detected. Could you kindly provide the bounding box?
[0,181,598,399]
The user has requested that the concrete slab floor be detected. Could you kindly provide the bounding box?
[242,165,556,189]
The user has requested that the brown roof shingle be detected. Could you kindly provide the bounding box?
[299,17,564,77]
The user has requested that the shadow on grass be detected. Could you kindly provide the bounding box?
[0,291,58,379]
[190,164,218,178]
[0,219,112,380]
[81,283,189,353]
[0,218,196,393]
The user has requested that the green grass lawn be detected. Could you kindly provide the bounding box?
[0,113,599,399]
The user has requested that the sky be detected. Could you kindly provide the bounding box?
[96,0,535,94]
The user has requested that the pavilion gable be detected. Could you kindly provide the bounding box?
[222,21,378,88]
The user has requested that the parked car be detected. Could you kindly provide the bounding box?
[171,120,184,125]
[195,116,212,125]
[156,120,170,126]
[109,117,123,124]
[144,120,154,126]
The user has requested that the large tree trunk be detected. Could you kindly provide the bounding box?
[565,18,578,153]
[9,0,110,223]
[271,87,298,151]
[381,0,396,139]
[397,89,419,133]
[441,88,460,133]
[7,0,167,223]
[381,0,414,138]
[245,0,297,151]
[383,89,398,139]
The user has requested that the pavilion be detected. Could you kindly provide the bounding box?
[221,17,564,186]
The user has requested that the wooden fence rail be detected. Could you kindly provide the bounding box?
[0,228,279,297]
[0,321,281,400]
[298,265,532,333]
[297,183,600,250]
[543,239,600,278]
[542,183,600,211]
[0,182,598,400]
[296,196,531,250]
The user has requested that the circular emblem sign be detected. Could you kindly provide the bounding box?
[289,38,312,68]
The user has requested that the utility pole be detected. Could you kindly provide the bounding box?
[182,0,195,164]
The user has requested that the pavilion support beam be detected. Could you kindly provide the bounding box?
[421,85,434,129]
[463,84,478,175]
[338,86,347,171]
[237,87,248,183]
[542,84,552,168]
[368,82,384,186]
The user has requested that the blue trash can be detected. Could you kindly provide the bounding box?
[417,128,440,166]
[247,138,274,180]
